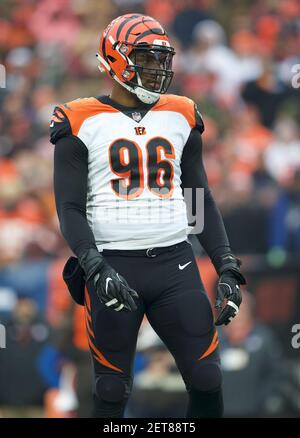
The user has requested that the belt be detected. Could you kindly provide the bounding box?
[101,240,188,258]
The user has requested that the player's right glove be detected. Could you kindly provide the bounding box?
[79,248,139,312]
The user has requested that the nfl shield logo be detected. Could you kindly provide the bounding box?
[132,112,142,122]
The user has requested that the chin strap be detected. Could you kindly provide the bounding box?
[134,86,160,104]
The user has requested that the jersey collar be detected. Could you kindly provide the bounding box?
[96,95,159,123]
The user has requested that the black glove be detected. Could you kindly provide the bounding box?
[79,248,139,312]
[213,253,246,326]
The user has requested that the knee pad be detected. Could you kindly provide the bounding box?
[189,361,222,393]
[95,375,129,404]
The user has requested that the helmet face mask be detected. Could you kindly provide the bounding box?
[97,14,176,104]
[126,44,175,95]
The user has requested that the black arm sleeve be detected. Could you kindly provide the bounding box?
[181,128,231,262]
[53,135,98,258]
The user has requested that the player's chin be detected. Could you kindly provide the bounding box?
[141,84,158,93]
[142,78,161,92]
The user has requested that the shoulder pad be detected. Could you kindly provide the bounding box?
[49,97,116,145]
[157,95,204,133]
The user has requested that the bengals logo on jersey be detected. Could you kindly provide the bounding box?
[134,126,146,135]
[49,105,72,144]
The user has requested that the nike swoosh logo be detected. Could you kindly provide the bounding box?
[105,277,112,294]
[179,261,192,270]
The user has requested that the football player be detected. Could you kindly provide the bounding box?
[51,14,246,418]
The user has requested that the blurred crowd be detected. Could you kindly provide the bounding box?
[0,0,300,418]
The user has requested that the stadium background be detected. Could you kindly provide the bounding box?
[0,0,300,418]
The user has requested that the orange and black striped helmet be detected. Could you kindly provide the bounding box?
[96,14,175,104]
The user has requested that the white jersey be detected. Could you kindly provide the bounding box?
[52,94,201,250]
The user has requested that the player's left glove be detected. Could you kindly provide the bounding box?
[213,253,246,326]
